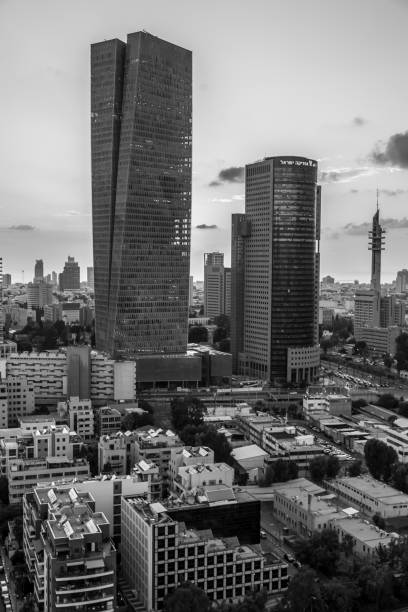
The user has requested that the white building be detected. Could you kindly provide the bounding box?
[98,432,127,475]
[174,462,234,495]
[65,396,94,441]
[169,446,214,482]
[6,351,67,399]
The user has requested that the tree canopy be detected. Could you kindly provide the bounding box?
[364,438,397,481]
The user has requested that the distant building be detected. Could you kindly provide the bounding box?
[23,485,116,611]
[358,325,401,355]
[189,276,194,307]
[2,273,11,288]
[169,446,214,482]
[354,289,380,338]
[98,432,128,475]
[322,275,335,285]
[66,345,91,400]
[396,269,408,293]
[204,252,225,318]
[26,281,53,309]
[87,266,94,289]
[34,259,44,282]
[59,256,80,291]
[224,267,231,316]
[381,295,406,327]
[96,406,122,437]
[66,397,94,441]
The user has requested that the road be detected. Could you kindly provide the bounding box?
[0,546,17,611]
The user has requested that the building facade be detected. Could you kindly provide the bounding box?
[59,256,80,291]
[231,157,321,385]
[91,32,192,357]
[204,252,225,319]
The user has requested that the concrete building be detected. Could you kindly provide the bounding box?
[231,444,268,482]
[43,303,62,323]
[174,462,234,496]
[23,485,116,611]
[170,446,214,482]
[98,432,127,475]
[303,392,352,420]
[0,340,17,359]
[26,281,53,309]
[204,252,225,319]
[91,32,192,358]
[396,269,408,293]
[61,302,81,324]
[325,475,408,519]
[96,406,122,436]
[354,289,380,339]
[330,516,397,559]
[231,156,320,385]
[65,397,94,441]
[59,256,80,291]
[6,351,67,400]
[224,267,231,317]
[5,377,35,427]
[87,266,94,289]
[262,426,325,474]
[0,382,7,429]
[2,273,11,288]
[357,325,401,355]
[121,492,288,611]
[133,428,183,491]
[66,345,91,400]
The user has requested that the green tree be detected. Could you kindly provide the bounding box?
[278,567,327,612]
[348,460,362,477]
[326,455,340,479]
[163,582,211,612]
[188,325,208,343]
[309,455,328,482]
[121,411,154,432]
[294,529,340,577]
[372,512,386,530]
[392,463,408,494]
[352,398,368,410]
[398,401,408,418]
[364,438,397,481]
[171,397,205,431]
[395,333,408,372]
[217,589,267,611]
[377,394,399,410]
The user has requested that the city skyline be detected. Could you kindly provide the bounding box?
[1,0,408,282]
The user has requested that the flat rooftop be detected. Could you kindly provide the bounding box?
[333,476,408,505]
[333,517,397,548]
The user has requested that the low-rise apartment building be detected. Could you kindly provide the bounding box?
[169,446,214,482]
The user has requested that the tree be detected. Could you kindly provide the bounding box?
[188,325,208,343]
[217,590,267,611]
[352,398,368,410]
[278,567,327,612]
[80,441,98,476]
[121,411,154,432]
[171,397,205,431]
[395,333,408,372]
[392,463,408,494]
[309,456,328,482]
[364,438,397,481]
[377,394,399,410]
[0,477,9,505]
[164,582,211,612]
[326,455,341,479]
[354,340,368,357]
[294,529,340,577]
[383,354,394,369]
[348,460,362,477]
[398,402,408,418]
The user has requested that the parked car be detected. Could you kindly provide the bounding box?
[293,560,302,569]
[284,553,295,563]
[260,530,267,539]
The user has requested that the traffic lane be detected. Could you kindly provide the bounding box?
[1,547,17,611]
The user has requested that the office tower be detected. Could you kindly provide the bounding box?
[224,267,231,316]
[121,493,288,611]
[51,271,57,285]
[204,252,225,318]
[231,156,321,385]
[26,281,53,309]
[396,269,408,293]
[87,266,94,289]
[59,256,80,291]
[189,275,194,307]
[0,258,3,344]
[91,32,192,357]
[34,259,44,282]
[24,485,116,611]
[66,345,91,400]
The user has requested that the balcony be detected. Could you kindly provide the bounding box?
[56,569,114,582]
[55,592,114,607]
[56,582,114,595]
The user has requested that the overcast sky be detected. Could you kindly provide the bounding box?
[1,0,407,283]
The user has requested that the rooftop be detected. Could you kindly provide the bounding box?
[332,517,397,548]
[231,444,268,460]
[333,476,408,505]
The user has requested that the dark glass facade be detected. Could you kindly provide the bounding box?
[231,157,320,385]
[167,498,261,545]
[91,32,192,356]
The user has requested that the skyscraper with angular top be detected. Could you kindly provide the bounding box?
[91,31,192,357]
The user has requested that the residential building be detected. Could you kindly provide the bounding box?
[65,397,94,441]
[325,475,408,519]
[61,302,81,323]
[396,269,408,293]
[170,446,214,482]
[98,433,127,475]
[2,273,11,288]
[174,462,234,496]
[43,304,62,323]
[330,516,397,559]
[358,325,401,355]
[66,345,91,400]
[204,252,225,318]
[6,351,67,400]
[224,267,231,316]
[121,492,288,611]
[231,157,320,385]
[261,426,325,474]
[0,340,17,359]
[5,377,35,426]
[0,382,7,429]
[96,406,122,437]
[133,428,183,491]
[23,485,116,611]
[59,256,80,291]
[91,32,192,357]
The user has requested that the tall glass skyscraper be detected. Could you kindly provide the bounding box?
[231,156,321,385]
[91,32,192,357]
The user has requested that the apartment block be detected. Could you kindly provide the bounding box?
[98,433,127,475]
[23,485,116,610]
[66,397,94,441]
[169,446,214,482]
[96,406,122,437]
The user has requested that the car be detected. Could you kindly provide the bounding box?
[293,560,302,569]
[260,530,267,539]
[284,553,295,563]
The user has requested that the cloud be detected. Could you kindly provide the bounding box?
[7,224,35,231]
[350,189,359,194]
[211,197,233,203]
[371,131,408,168]
[209,166,245,186]
[352,116,367,127]
[380,188,406,196]
[232,195,244,201]
[340,217,408,236]
[318,167,372,184]
[196,224,218,230]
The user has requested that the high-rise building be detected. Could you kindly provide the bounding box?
[2,273,11,288]
[396,269,408,293]
[34,259,44,282]
[59,256,80,291]
[231,156,321,385]
[204,252,225,318]
[189,275,194,307]
[87,266,94,289]
[224,267,231,316]
[91,32,192,357]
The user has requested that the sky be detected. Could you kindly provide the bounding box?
[1,0,408,283]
